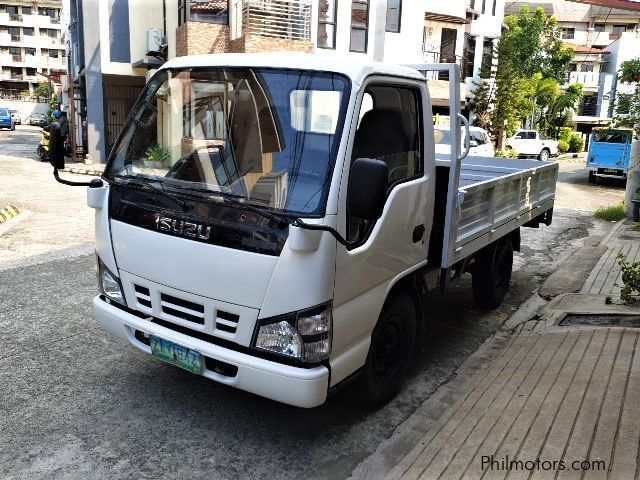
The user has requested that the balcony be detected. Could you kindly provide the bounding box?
[568,71,601,89]
[578,97,598,117]
[422,51,467,81]
[9,14,23,22]
[230,0,312,42]
[591,31,611,47]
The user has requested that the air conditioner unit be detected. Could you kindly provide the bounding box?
[147,28,163,56]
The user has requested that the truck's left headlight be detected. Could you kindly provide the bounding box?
[97,257,126,306]
[253,303,332,364]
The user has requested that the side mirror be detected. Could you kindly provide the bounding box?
[48,123,65,170]
[347,158,388,221]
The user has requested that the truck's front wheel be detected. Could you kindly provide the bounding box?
[357,291,416,407]
[472,239,513,310]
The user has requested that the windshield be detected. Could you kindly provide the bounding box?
[593,131,630,144]
[105,67,350,216]
[0,109,8,116]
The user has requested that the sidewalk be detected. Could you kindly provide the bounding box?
[556,152,587,164]
[352,220,640,480]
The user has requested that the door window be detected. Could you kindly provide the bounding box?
[348,83,423,241]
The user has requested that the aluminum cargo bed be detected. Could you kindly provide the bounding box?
[437,154,558,267]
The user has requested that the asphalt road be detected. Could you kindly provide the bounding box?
[0,133,626,479]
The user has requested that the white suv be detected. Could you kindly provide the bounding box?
[506,130,558,161]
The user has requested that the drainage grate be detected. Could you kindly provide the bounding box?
[561,314,640,328]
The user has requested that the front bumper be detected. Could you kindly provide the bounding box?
[94,296,330,408]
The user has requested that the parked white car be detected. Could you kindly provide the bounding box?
[506,130,558,161]
[434,126,495,157]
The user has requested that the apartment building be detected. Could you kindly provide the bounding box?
[506,0,640,137]
[69,0,497,163]
[0,1,66,97]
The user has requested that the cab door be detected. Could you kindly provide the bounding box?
[329,77,435,385]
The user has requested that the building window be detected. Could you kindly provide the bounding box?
[8,26,19,41]
[25,47,35,56]
[22,6,31,15]
[492,0,496,16]
[581,63,594,72]
[6,5,17,14]
[49,49,58,58]
[594,23,605,32]
[23,27,34,36]
[48,29,57,38]
[178,0,229,26]
[481,38,493,69]
[386,0,401,33]
[481,0,486,14]
[562,27,575,39]
[9,46,21,55]
[463,34,476,78]
[612,25,627,36]
[318,0,337,49]
[350,0,368,53]
[26,67,36,76]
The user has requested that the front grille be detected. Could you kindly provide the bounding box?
[160,293,205,325]
[134,285,152,308]
[216,310,240,334]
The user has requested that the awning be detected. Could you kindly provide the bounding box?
[425,12,468,24]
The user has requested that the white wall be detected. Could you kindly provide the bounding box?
[382,1,426,63]
[0,99,48,119]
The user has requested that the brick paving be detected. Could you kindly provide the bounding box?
[384,329,639,480]
[353,220,640,480]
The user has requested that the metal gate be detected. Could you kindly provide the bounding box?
[103,81,144,154]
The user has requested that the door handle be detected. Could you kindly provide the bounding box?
[412,224,425,243]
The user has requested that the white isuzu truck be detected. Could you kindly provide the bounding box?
[50,54,558,408]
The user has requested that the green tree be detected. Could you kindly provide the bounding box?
[33,81,53,99]
[477,6,574,147]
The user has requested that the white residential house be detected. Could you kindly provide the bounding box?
[506,0,640,139]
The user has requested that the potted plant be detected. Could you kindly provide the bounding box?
[143,145,170,169]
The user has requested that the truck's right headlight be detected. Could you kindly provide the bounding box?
[97,256,126,306]
[253,303,332,364]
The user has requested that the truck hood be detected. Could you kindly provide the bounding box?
[110,220,278,309]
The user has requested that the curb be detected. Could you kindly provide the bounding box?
[64,167,103,176]
[0,204,20,224]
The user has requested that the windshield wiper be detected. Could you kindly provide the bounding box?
[186,187,291,228]
[117,175,191,212]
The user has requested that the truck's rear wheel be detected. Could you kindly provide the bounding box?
[539,149,550,161]
[357,291,416,407]
[472,239,513,310]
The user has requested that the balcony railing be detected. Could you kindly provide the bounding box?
[9,14,23,21]
[11,55,23,62]
[10,73,23,80]
[231,0,311,42]
[50,18,60,24]
[11,34,20,42]
[579,99,598,116]
[423,51,467,81]
[567,71,600,88]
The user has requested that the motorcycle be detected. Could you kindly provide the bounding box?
[37,127,71,162]
[37,127,50,162]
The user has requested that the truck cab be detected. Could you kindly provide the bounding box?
[586,128,634,183]
[60,54,557,408]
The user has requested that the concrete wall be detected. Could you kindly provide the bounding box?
[0,99,48,120]
[382,1,429,63]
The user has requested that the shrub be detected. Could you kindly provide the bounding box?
[557,140,569,153]
[496,148,518,158]
[594,203,625,221]
[616,253,640,302]
[558,127,573,143]
[568,133,584,152]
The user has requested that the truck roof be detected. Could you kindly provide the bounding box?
[161,52,425,84]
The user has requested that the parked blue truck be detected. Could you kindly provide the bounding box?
[586,128,635,183]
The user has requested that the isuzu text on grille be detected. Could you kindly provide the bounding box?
[155,215,211,240]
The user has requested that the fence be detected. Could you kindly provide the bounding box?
[231,0,311,41]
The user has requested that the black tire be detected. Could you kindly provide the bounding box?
[588,171,597,184]
[539,149,550,161]
[472,239,514,310]
[356,291,417,407]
